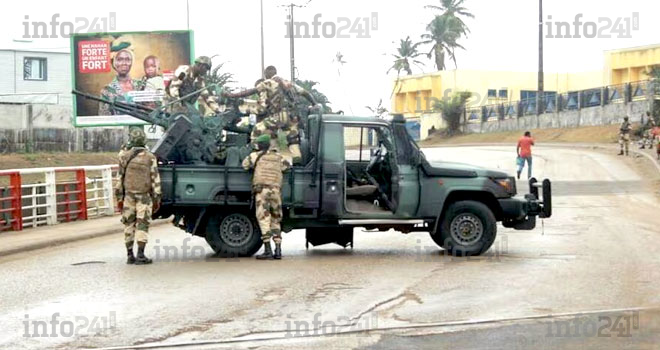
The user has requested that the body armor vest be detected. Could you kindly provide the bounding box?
[253,151,283,187]
[123,149,153,193]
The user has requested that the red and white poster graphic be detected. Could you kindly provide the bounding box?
[78,41,111,73]
[163,70,174,88]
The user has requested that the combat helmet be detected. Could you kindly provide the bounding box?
[128,127,147,148]
[194,56,212,69]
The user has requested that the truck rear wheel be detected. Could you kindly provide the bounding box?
[431,200,497,256]
[205,212,263,257]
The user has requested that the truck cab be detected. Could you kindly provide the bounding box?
[157,114,551,257]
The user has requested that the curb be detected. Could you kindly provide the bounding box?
[423,142,660,175]
[0,218,172,257]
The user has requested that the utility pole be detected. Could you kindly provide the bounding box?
[288,3,296,82]
[260,0,265,78]
[537,0,544,115]
[186,0,190,30]
[281,2,309,82]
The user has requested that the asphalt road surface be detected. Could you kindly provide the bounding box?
[1,146,659,350]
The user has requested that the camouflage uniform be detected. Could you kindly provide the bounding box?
[640,117,656,149]
[618,118,632,155]
[116,128,161,264]
[250,76,310,163]
[242,135,291,259]
[99,77,145,116]
[167,56,220,117]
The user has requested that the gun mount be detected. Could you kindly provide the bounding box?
[73,90,253,166]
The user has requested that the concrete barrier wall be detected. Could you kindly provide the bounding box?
[0,128,125,153]
[0,103,125,153]
[465,100,650,134]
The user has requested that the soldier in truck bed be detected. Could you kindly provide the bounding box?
[224,66,320,164]
[167,56,220,116]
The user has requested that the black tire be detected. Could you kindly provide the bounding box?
[205,212,263,257]
[431,200,497,256]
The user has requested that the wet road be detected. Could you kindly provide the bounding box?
[1,146,659,350]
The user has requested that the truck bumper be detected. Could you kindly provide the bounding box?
[500,178,552,230]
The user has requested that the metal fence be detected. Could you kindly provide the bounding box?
[466,80,657,123]
[0,165,118,232]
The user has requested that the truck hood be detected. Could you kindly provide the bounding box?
[423,160,509,178]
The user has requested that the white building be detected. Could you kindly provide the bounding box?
[0,40,71,105]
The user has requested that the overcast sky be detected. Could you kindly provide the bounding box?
[2,0,659,115]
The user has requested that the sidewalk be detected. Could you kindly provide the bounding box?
[0,216,171,257]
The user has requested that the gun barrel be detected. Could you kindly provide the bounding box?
[72,90,168,128]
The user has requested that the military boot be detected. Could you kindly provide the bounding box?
[256,242,273,260]
[618,150,624,156]
[126,242,136,265]
[273,243,282,260]
[135,242,153,265]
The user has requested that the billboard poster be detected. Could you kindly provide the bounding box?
[71,30,194,127]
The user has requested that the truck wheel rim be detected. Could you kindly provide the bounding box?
[450,214,483,245]
[220,214,253,248]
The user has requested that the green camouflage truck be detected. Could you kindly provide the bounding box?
[155,114,552,257]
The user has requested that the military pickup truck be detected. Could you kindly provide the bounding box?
[155,114,552,257]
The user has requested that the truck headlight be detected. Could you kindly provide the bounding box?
[493,177,517,196]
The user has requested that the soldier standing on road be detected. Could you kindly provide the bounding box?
[116,128,161,265]
[618,116,632,156]
[167,56,220,116]
[242,135,291,260]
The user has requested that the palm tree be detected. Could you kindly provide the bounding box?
[295,79,333,114]
[206,62,234,96]
[433,91,471,135]
[421,15,465,70]
[388,36,425,76]
[425,0,475,35]
[366,99,389,118]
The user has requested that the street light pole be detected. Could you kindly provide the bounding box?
[260,0,265,78]
[537,0,544,115]
[288,3,295,82]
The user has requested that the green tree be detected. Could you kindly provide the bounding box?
[646,65,660,121]
[206,62,234,97]
[433,91,471,135]
[421,15,465,71]
[366,99,389,118]
[295,79,333,114]
[425,0,475,35]
[388,36,425,76]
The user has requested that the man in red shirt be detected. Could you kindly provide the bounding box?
[517,131,535,180]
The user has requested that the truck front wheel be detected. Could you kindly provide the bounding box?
[431,200,497,256]
[205,212,263,257]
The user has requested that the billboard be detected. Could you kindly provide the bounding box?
[71,30,194,127]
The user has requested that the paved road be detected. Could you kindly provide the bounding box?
[1,146,659,350]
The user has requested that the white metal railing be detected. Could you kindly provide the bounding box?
[0,165,118,231]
